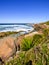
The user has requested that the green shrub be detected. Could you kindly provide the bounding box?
[5,52,25,65]
[21,37,33,51]
[5,31,49,65]
[43,28,49,37]
[32,34,43,47]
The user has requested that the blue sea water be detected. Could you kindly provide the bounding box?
[0,23,34,33]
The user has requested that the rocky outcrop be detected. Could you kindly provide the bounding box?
[15,35,24,51]
[34,24,49,34]
[0,37,16,62]
[34,24,47,30]
[0,35,25,63]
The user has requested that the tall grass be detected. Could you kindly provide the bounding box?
[5,27,49,65]
[21,36,33,51]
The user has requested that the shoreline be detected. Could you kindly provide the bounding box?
[0,27,34,38]
[0,31,18,38]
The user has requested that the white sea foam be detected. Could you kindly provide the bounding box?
[0,24,34,33]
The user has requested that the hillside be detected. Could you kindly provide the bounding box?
[0,21,49,65]
[40,21,49,25]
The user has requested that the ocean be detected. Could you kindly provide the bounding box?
[0,23,34,33]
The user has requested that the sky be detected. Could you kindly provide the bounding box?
[0,0,49,23]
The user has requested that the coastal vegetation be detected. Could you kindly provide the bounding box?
[0,21,49,65]
[21,36,33,51]
[40,21,49,25]
[0,31,18,38]
[5,22,49,65]
[5,32,49,65]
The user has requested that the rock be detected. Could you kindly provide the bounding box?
[14,35,24,51]
[0,37,16,61]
